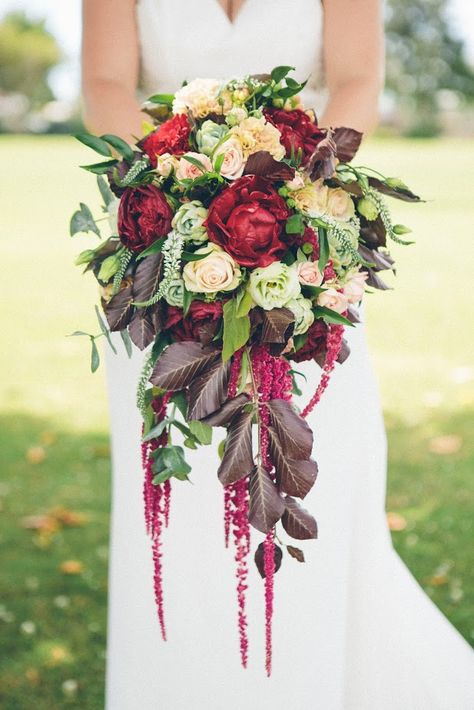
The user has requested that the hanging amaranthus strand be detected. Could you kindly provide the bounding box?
[141,393,171,641]
[226,348,250,667]
[302,323,345,418]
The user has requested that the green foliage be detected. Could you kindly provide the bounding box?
[0,12,61,107]
[222,298,250,362]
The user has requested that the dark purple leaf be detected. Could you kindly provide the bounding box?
[128,311,155,350]
[103,285,134,332]
[260,308,294,344]
[337,338,351,364]
[254,542,283,578]
[306,131,337,181]
[332,126,363,163]
[248,465,285,534]
[360,216,386,248]
[267,399,313,459]
[346,306,361,324]
[187,358,230,421]
[243,151,295,181]
[368,176,421,203]
[281,496,318,540]
[132,253,163,303]
[201,394,249,427]
[358,245,396,273]
[268,427,317,498]
[198,319,221,347]
[364,268,392,291]
[150,341,220,390]
[217,409,254,486]
[286,545,305,563]
[331,178,363,198]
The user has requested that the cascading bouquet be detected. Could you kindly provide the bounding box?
[70,66,420,675]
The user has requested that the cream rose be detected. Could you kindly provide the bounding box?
[291,178,328,216]
[230,116,285,160]
[176,152,213,181]
[173,78,224,118]
[317,287,349,313]
[214,137,245,180]
[326,188,355,222]
[156,152,179,178]
[296,260,324,287]
[183,243,241,294]
[343,271,368,303]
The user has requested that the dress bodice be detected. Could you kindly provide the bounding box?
[136,0,326,111]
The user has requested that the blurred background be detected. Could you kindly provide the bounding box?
[0,1,473,707]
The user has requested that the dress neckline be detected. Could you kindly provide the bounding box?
[214,0,248,27]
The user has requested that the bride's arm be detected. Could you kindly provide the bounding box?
[82,0,144,140]
[320,0,384,133]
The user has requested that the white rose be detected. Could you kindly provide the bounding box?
[183,243,241,294]
[326,188,355,222]
[156,152,179,178]
[214,137,245,180]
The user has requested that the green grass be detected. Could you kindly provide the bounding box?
[0,135,473,708]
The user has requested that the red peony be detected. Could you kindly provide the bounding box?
[205,175,290,268]
[118,185,173,252]
[264,108,324,166]
[291,319,328,363]
[163,300,223,342]
[141,114,191,167]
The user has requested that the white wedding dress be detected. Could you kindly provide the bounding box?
[104,2,474,708]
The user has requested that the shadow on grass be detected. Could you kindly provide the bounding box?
[0,408,472,707]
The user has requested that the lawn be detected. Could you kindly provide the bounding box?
[0,135,473,708]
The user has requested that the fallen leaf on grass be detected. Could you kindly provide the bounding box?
[59,560,84,575]
[386,512,407,531]
[428,435,463,455]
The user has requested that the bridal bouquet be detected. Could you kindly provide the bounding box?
[70,66,419,674]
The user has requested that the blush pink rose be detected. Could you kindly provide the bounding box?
[176,152,213,181]
[296,261,324,287]
[343,271,369,303]
[317,287,349,313]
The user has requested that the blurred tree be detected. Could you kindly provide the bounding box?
[0,11,61,107]
[386,0,474,136]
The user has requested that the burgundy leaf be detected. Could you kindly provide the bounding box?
[286,545,305,563]
[360,216,386,248]
[306,131,337,181]
[364,268,392,291]
[132,253,163,303]
[332,126,363,163]
[260,307,294,344]
[267,399,313,459]
[243,151,295,181]
[187,358,230,421]
[148,302,164,333]
[128,311,156,350]
[150,341,220,391]
[281,496,318,540]
[268,427,317,498]
[358,245,396,273]
[337,338,351,364]
[201,394,249,427]
[254,541,283,578]
[103,285,134,332]
[248,465,285,534]
[346,305,361,324]
[198,319,221,347]
[331,178,363,198]
[368,176,421,203]
[217,409,254,486]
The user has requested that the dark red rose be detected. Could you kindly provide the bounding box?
[264,108,324,166]
[205,175,290,268]
[291,319,328,363]
[163,300,223,342]
[118,185,173,252]
[141,114,191,167]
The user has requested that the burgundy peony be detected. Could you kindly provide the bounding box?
[291,319,328,363]
[163,300,223,342]
[141,114,191,167]
[118,185,173,252]
[264,108,325,166]
[205,175,290,268]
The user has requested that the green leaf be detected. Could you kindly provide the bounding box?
[235,288,253,318]
[236,348,250,395]
[100,134,135,163]
[182,285,193,317]
[147,93,175,106]
[97,175,115,207]
[95,305,117,354]
[313,306,354,327]
[90,338,100,373]
[120,328,133,358]
[213,151,225,174]
[80,159,118,175]
[222,299,250,362]
[170,390,188,418]
[271,65,295,84]
[217,438,226,460]
[285,213,305,235]
[301,284,325,299]
[189,420,213,445]
[136,237,166,260]
[152,445,192,478]
[317,228,329,270]
[181,250,209,261]
[153,469,173,485]
[142,419,169,442]
[68,330,94,338]
[75,133,113,157]
[183,437,198,450]
[70,203,100,237]
[181,154,210,173]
